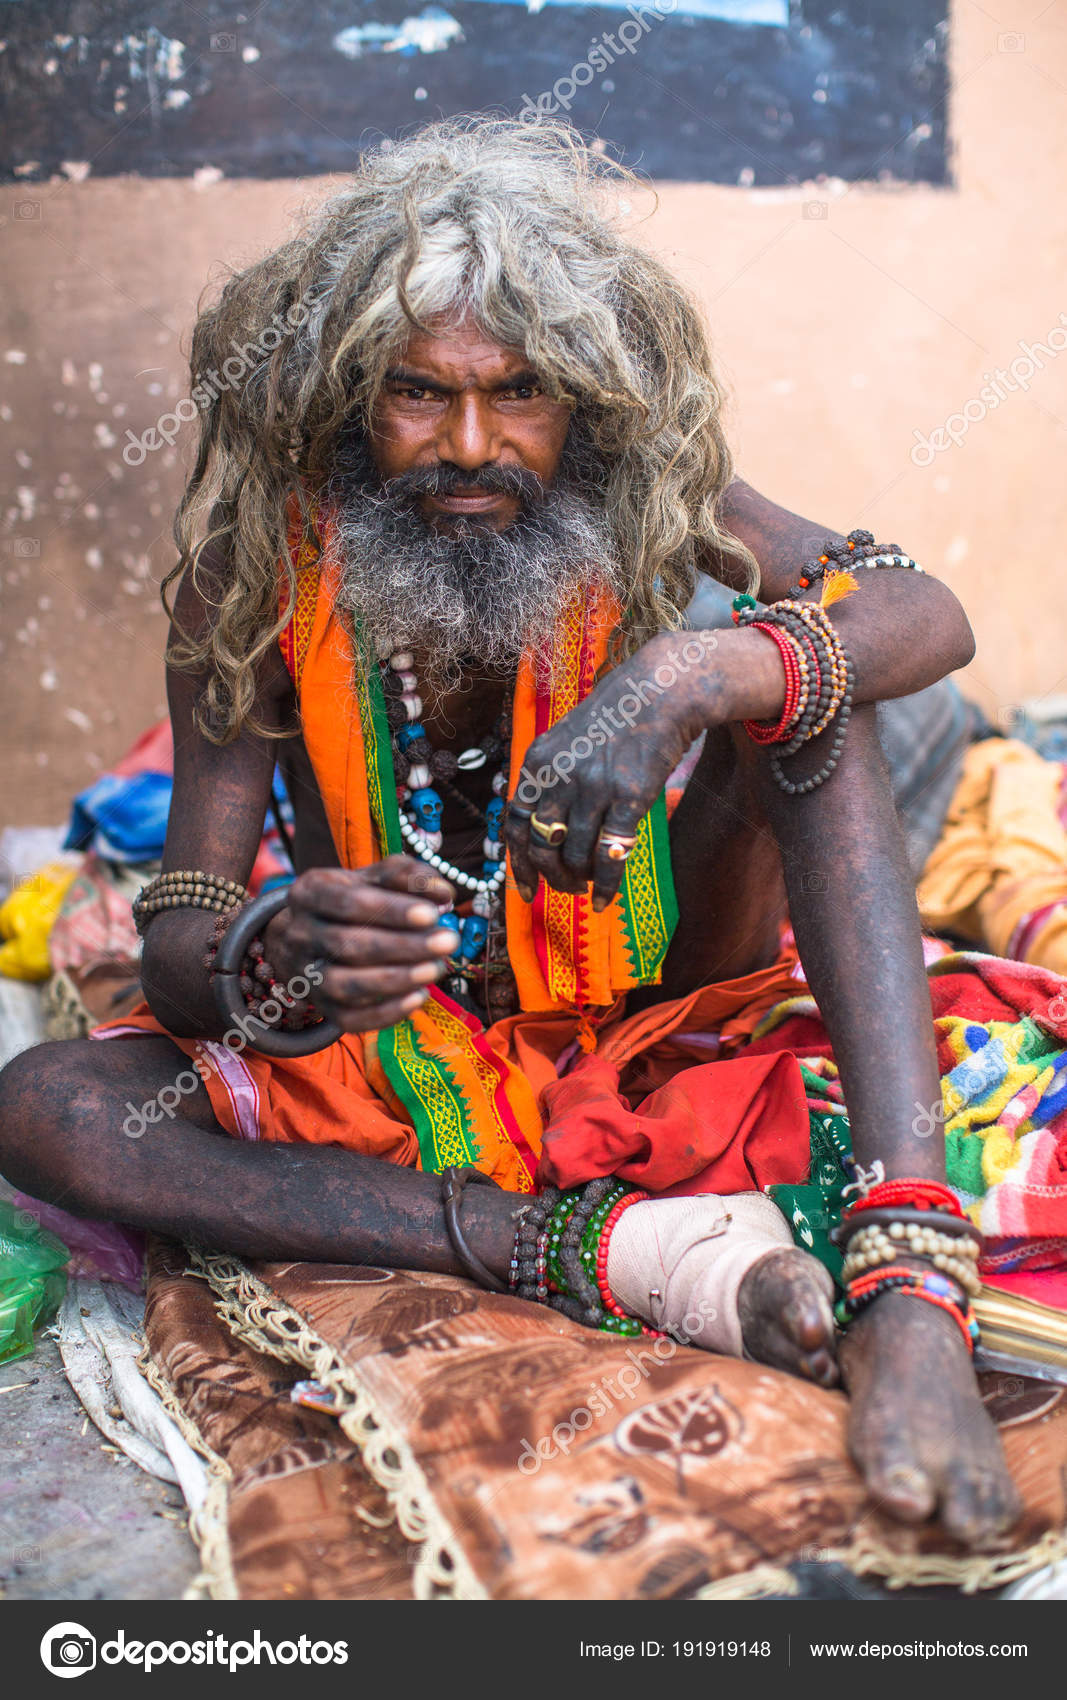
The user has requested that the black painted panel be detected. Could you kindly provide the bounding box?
[0,1,949,184]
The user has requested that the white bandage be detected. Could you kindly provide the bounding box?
[605,1191,827,1357]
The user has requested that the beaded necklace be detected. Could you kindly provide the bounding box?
[379,643,512,1008]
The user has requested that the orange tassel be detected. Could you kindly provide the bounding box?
[576,1010,599,1054]
[820,568,858,609]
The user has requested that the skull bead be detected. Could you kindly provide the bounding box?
[410,787,444,833]
[459,913,489,962]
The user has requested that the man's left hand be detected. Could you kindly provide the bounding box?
[505,630,720,911]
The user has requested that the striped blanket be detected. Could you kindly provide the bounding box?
[755,949,1067,1282]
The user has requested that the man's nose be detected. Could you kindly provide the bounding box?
[436,394,498,471]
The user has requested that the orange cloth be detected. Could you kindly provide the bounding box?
[96,508,809,1192]
[917,737,1067,974]
[283,511,674,1018]
[93,952,808,1184]
[251,512,681,1190]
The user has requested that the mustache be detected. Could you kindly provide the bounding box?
[380,461,548,503]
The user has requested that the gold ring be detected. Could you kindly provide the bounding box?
[530,812,568,848]
[598,833,636,863]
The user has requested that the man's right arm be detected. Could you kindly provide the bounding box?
[139,552,290,1037]
[141,548,460,1041]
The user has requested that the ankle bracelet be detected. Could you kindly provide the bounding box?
[837,1267,980,1355]
[509,1179,660,1338]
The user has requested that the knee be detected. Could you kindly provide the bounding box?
[0,1039,111,1209]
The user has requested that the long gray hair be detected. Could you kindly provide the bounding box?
[166,116,757,740]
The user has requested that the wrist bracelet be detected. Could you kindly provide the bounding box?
[204,909,322,1033]
[441,1164,507,1293]
[509,1178,659,1337]
[840,1220,982,1299]
[837,1267,979,1355]
[843,1176,964,1221]
[594,1189,650,1321]
[789,529,925,600]
[732,594,855,794]
[133,868,249,936]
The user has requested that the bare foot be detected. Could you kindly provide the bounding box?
[737,1246,839,1388]
[843,1291,1021,1547]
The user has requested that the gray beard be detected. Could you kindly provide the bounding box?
[327,451,624,698]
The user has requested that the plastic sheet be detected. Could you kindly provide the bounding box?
[0,1199,69,1365]
[14,1194,144,1288]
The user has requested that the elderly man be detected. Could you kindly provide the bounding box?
[0,118,1018,1548]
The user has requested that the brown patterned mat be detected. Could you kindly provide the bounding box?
[142,1240,1067,1601]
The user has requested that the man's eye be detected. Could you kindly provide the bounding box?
[504,384,541,401]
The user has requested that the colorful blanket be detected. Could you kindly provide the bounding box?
[757,949,1067,1279]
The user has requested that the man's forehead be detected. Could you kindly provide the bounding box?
[393,316,532,384]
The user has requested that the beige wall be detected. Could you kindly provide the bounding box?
[3,0,1065,830]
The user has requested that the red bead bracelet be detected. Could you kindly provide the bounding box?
[595,1189,664,1336]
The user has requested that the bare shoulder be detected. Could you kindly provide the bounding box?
[715,478,844,602]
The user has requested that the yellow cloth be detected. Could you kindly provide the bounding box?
[0,863,78,981]
[917,737,1067,973]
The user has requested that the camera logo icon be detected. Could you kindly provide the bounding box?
[40,1623,97,1679]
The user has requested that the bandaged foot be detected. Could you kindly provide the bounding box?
[605,1192,838,1386]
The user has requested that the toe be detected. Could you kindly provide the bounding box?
[941,1457,1023,1549]
[781,1290,839,1386]
[783,1288,836,1349]
[855,1434,938,1524]
[757,1321,839,1386]
[738,1247,840,1386]
[803,1344,841,1388]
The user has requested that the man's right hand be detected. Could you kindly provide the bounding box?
[264,856,457,1032]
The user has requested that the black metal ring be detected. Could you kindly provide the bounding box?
[212,886,342,1057]
[441,1164,507,1293]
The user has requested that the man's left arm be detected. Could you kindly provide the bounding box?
[506,480,976,914]
[702,479,975,722]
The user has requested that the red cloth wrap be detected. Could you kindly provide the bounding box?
[537,1048,811,1196]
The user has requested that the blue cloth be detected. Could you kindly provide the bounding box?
[64,766,294,868]
[64,772,173,863]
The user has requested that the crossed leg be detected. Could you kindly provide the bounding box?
[0,1036,522,1275]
